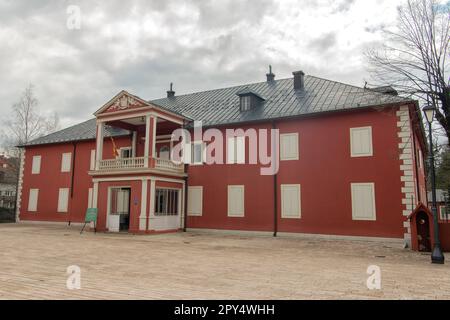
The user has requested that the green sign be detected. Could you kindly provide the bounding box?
[85,208,98,223]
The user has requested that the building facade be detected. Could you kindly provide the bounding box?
[17,70,441,249]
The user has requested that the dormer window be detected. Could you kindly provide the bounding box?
[237,89,265,112]
[241,96,251,111]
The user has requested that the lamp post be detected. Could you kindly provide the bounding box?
[422,104,445,264]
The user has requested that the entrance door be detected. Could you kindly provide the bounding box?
[109,187,131,232]
[416,211,431,252]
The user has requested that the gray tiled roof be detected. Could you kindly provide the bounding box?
[23,75,413,146]
[22,119,130,147]
[151,76,412,126]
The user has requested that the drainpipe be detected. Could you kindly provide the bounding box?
[183,174,188,232]
[272,121,278,237]
[68,142,77,226]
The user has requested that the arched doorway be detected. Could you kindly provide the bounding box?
[416,211,431,252]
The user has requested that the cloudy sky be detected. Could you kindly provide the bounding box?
[0,0,406,129]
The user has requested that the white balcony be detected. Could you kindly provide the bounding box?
[97,157,184,173]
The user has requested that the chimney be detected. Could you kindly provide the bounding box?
[167,82,175,98]
[266,65,275,82]
[292,70,305,90]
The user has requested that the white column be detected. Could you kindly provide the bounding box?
[144,115,151,167]
[148,179,156,231]
[132,131,137,158]
[152,116,157,157]
[139,179,148,231]
[95,122,104,170]
[92,182,99,208]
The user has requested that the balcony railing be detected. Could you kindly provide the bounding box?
[97,157,184,173]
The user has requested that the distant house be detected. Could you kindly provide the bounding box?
[428,189,449,222]
[15,68,438,250]
[0,183,16,209]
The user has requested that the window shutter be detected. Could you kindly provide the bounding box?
[281,184,301,218]
[32,155,41,174]
[88,188,93,208]
[61,153,72,172]
[227,137,236,164]
[28,189,39,212]
[90,150,96,170]
[57,188,69,213]
[350,127,373,157]
[280,133,299,160]
[187,186,203,216]
[351,183,376,220]
[227,185,245,217]
[236,136,245,164]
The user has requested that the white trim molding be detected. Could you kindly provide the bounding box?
[397,105,415,248]
[15,149,26,222]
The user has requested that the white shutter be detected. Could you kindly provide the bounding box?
[61,153,72,172]
[31,155,41,174]
[351,183,376,220]
[227,137,236,164]
[87,188,93,208]
[281,184,301,218]
[227,185,245,217]
[350,127,373,157]
[90,150,96,170]
[280,133,299,160]
[187,186,203,216]
[236,136,245,164]
[57,188,69,213]
[28,189,39,212]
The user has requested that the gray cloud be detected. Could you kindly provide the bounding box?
[0,0,401,133]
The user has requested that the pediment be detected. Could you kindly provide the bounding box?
[94,91,150,116]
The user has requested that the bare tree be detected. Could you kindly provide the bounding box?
[2,84,60,156]
[366,0,450,144]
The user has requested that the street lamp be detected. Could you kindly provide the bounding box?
[422,104,445,264]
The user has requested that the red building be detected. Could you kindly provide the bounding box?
[16,70,447,250]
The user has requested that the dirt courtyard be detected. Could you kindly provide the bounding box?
[0,223,449,299]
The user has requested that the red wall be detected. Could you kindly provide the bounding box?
[187,107,408,238]
[20,136,131,223]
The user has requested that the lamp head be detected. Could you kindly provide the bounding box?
[422,105,435,124]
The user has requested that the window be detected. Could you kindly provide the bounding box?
[418,149,423,169]
[188,186,203,216]
[31,155,41,174]
[350,127,373,157]
[351,183,376,220]
[191,142,204,165]
[154,189,179,216]
[61,153,72,172]
[227,185,245,217]
[57,188,69,213]
[87,188,93,208]
[227,136,245,164]
[440,206,448,220]
[90,150,96,170]
[120,147,132,158]
[240,96,251,111]
[280,133,299,160]
[281,184,301,218]
[159,146,170,160]
[28,189,39,212]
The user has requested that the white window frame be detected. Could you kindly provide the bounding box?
[187,186,203,216]
[61,152,72,172]
[191,141,205,165]
[31,155,41,174]
[88,187,93,208]
[90,150,96,170]
[351,182,376,221]
[119,147,132,159]
[227,185,245,217]
[350,126,373,157]
[57,188,69,213]
[280,133,299,161]
[227,136,245,164]
[281,184,301,219]
[28,189,39,212]
[440,205,448,220]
